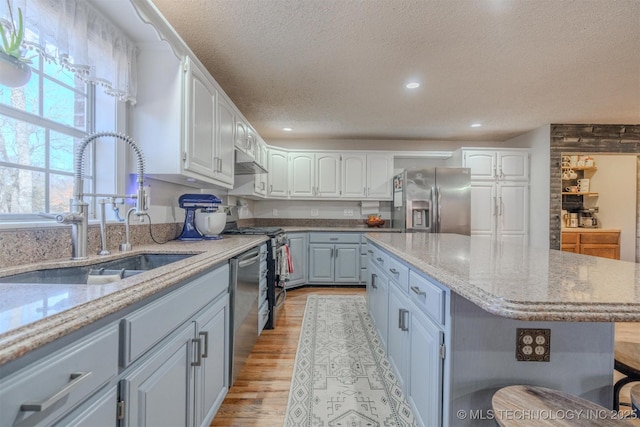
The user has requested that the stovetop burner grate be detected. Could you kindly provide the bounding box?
[223,226,284,236]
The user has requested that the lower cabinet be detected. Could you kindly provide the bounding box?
[561,231,620,259]
[119,265,231,427]
[308,233,360,284]
[53,385,118,427]
[287,232,307,287]
[367,242,445,427]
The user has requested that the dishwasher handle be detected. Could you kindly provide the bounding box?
[238,248,261,268]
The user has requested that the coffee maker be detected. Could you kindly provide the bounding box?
[578,208,599,228]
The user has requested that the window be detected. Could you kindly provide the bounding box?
[0,56,108,219]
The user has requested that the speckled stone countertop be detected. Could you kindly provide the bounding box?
[366,232,640,322]
[0,236,267,366]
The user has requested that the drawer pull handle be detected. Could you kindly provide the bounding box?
[367,250,373,254]
[371,273,378,289]
[376,257,383,262]
[20,371,92,412]
[192,338,202,366]
[329,237,339,241]
[389,268,399,275]
[411,286,427,298]
[199,331,209,358]
[399,308,409,331]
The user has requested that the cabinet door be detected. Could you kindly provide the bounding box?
[367,154,393,199]
[287,233,307,287]
[334,244,360,283]
[235,120,247,151]
[308,244,334,282]
[194,296,230,427]
[497,182,528,245]
[289,153,315,198]
[216,96,235,185]
[185,61,216,177]
[267,148,288,198]
[342,153,367,198]
[470,182,497,240]
[462,150,496,180]
[580,244,620,259]
[388,285,409,392]
[497,151,529,181]
[408,308,443,427]
[120,324,194,427]
[316,153,341,198]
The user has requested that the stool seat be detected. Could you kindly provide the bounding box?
[492,385,632,426]
[631,384,640,417]
[614,341,640,410]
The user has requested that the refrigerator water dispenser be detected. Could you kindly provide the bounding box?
[407,200,432,231]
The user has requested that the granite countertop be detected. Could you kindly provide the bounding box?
[366,232,640,322]
[0,235,268,366]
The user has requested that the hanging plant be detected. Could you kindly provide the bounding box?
[0,5,32,87]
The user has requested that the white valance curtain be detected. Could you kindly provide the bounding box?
[2,0,137,103]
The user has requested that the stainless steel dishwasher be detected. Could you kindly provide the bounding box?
[229,244,265,385]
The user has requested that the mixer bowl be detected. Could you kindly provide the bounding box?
[195,211,226,237]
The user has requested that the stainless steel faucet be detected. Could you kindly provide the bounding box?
[47,132,147,260]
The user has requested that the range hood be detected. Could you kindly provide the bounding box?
[234,149,267,175]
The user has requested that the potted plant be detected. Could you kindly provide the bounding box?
[0,6,31,87]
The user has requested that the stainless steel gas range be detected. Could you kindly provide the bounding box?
[223,224,287,330]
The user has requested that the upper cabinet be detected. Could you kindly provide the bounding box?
[267,148,289,198]
[462,149,529,181]
[366,153,394,199]
[288,152,341,198]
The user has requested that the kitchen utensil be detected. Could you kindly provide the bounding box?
[195,211,226,238]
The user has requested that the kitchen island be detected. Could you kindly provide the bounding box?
[365,232,640,426]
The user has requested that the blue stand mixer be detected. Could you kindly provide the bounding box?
[177,194,224,241]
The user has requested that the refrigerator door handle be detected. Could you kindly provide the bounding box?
[436,187,442,233]
[493,196,497,216]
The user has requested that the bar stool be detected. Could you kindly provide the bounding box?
[492,385,633,426]
[614,341,640,410]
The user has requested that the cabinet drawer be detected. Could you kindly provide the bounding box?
[409,271,445,326]
[580,232,620,244]
[369,245,387,269]
[0,324,118,427]
[309,232,360,244]
[122,264,229,367]
[385,256,409,293]
[561,232,579,244]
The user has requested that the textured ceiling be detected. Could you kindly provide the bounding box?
[150,0,640,143]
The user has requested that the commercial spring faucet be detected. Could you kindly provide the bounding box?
[50,132,147,260]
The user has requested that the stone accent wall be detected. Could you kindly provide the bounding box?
[549,124,640,254]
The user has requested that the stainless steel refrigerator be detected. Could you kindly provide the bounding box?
[392,168,471,235]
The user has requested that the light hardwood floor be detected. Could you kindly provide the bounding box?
[211,287,365,426]
[211,287,640,426]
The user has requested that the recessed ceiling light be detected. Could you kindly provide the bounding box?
[405,82,420,89]
[283,127,293,132]
[471,123,483,128]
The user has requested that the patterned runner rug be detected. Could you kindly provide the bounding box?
[284,295,416,426]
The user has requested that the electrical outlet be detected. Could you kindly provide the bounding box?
[272,209,278,216]
[344,209,354,217]
[310,209,319,216]
[516,328,550,362]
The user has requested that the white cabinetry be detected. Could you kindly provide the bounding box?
[462,148,530,245]
[267,148,289,198]
[287,233,307,288]
[308,233,360,284]
[134,52,234,188]
[342,153,394,199]
[288,152,341,198]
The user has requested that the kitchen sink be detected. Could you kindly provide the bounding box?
[0,253,196,285]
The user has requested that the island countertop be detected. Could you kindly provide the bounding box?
[366,232,640,322]
[0,236,268,367]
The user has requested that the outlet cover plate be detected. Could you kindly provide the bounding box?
[516,328,550,362]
